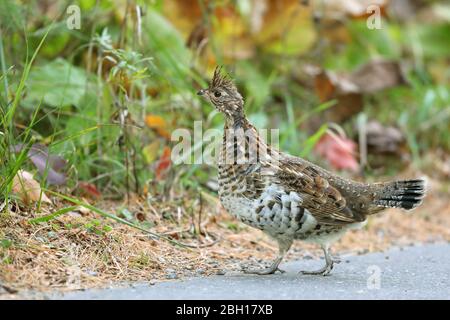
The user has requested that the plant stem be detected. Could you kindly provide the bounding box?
[0,28,9,100]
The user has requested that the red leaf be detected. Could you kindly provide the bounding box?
[314,132,359,172]
[155,147,172,181]
[78,182,102,199]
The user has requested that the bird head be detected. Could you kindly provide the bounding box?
[197,66,244,119]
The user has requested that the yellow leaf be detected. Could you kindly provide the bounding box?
[145,115,171,139]
[142,140,161,164]
[254,0,316,55]
[145,115,166,129]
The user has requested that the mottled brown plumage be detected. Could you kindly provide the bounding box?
[198,67,426,276]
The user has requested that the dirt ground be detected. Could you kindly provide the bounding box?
[1,172,449,298]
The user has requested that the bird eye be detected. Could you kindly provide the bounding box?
[214,91,222,98]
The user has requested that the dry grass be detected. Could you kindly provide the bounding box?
[1,173,449,298]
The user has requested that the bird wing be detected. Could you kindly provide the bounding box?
[271,159,366,225]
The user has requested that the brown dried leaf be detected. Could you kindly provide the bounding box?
[365,120,406,154]
[313,60,406,124]
[310,0,387,19]
[348,60,406,93]
[314,70,363,124]
[12,170,52,205]
[164,0,254,61]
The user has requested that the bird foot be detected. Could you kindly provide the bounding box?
[331,257,341,264]
[244,266,285,275]
[300,258,339,276]
[300,265,333,276]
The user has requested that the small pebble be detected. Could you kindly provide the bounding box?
[166,272,178,280]
[197,269,205,275]
[86,270,98,276]
[216,270,226,276]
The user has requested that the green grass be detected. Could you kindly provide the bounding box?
[0,0,448,211]
[0,26,51,203]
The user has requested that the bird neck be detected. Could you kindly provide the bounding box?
[224,111,249,131]
[223,106,246,130]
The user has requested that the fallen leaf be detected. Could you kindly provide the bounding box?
[310,0,387,19]
[12,170,52,205]
[253,0,316,55]
[364,120,406,154]
[155,147,172,181]
[162,0,203,39]
[347,60,406,94]
[164,0,254,61]
[67,211,82,218]
[316,60,406,96]
[75,202,92,216]
[78,182,101,199]
[145,114,171,139]
[313,60,406,124]
[12,143,67,185]
[314,70,363,124]
[314,132,359,172]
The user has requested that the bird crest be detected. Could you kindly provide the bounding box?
[210,66,234,91]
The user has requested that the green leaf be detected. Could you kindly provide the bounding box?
[239,62,276,110]
[0,239,12,249]
[26,58,88,108]
[142,9,192,90]
[414,23,450,58]
[142,141,160,164]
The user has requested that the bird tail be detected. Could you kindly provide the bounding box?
[373,179,426,210]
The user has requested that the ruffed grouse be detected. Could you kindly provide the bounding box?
[197,67,426,276]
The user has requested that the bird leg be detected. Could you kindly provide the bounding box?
[301,245,340,276]
[244,238,292,275]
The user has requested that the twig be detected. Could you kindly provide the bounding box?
[198,192,203,235]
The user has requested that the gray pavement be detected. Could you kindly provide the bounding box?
[52,243,450,300]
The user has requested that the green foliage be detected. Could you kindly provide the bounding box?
[0,0,448,206]
[0,239,12,249]
[29,206,79,224]
[25,58,89,108]
[410,23,450,58]
[142,9,193,90]
[0,0,24,31]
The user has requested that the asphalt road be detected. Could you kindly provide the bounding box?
[52,243,450,300]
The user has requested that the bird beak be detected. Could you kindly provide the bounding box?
[197,89,206,96]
